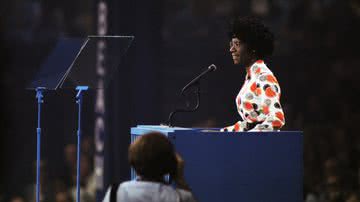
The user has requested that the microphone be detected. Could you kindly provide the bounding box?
[166,64,217,127]
[181,64,217,94]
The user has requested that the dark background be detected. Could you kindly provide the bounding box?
[1,0,360,201]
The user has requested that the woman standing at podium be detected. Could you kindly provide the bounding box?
[222,16,285,132]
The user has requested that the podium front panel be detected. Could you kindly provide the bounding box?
[130,125,303,202]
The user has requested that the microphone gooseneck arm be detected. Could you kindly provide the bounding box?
[167,83,200,127]
[181,64,216,94]
[167,64,216,127]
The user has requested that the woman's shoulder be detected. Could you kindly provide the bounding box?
[120,181,197,202]
[250,60,274,78]
[119,180,172,190]
[249,61,281,84]
[116,181,179,202]
[176,188,197,202]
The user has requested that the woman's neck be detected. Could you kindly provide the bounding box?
[245,58,257,74]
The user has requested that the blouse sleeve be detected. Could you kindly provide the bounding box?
[247,72,285,131]
[221,71,285,132]
[220,120,247,132]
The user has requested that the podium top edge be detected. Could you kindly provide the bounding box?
[131,125,303,134]
[87,35,135,38]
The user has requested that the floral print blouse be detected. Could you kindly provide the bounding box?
[221,60,285,132]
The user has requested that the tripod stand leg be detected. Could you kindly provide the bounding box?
[75,86,88,202]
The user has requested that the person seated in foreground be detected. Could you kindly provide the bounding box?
[102,132,197,202]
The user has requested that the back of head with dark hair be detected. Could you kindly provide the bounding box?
[228,16,274,59]
[128,132,177,182]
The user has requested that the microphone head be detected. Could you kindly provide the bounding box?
[208,64,217,71]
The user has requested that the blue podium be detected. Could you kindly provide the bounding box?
[131,125,303,202]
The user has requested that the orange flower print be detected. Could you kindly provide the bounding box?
[244,101,253,110]
[256,60,264,64]
[255,67,261,74]
[265,87,276,97]
[248,117,258,122]
[275,112,285,122]
[255,88,262,96]
[234,122,240,131]
[272,120,282,128]
[263,105,270,115]
[250,82,257,92]
[266,75,278,83]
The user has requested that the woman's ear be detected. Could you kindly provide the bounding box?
[169,153,178,184]
[166,169,176,185]
[239,45,251,66]
[242,45,258,67]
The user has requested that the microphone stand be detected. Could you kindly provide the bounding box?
[35,87,45,202]
[167,82,201,127]
[75,85,88,202]
[166,64,216,127]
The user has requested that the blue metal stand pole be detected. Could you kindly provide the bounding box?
[35,87,45,202]
[75,86,88,202]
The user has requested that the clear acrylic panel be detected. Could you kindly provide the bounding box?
[27,35,134,90]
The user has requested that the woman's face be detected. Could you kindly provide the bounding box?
[229,37,251,65]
